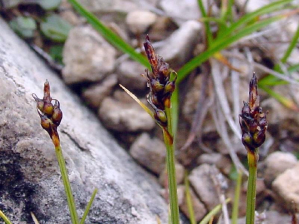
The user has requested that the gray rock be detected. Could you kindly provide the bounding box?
[157,20,202,67]
[98,95,155,132]
[189,164,221,210]
[197,153,232,176]
[126,10,157,34]
[77,0,158,14]
[159,162,185,186]
[177,185,207,222]
[82,74,118,108]
[130,133,166,174]
[272,162,299,211]
[0,18,167,223]
[117,60,147,91]
[62,26,116,84]
[264,151,297,187]
[159,0,200,25]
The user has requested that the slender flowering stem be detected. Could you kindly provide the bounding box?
[33,81,80,224]
[246,150,258,224]
[122,36,179,224]
[239,73,267,224]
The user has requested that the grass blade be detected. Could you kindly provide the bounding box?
[197,0,213,46]
[67,0,150,69]
[259,85,299,111]
[199,198,231,224]
[184,172,196,224]
[232,170,242,224]
[281,23,299,64]
[178,15,284,83]
[217,0,292,39]
[80,188,98,224]
[0,210,12,224]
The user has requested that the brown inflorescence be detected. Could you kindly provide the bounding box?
[32,80,63,147]
[239,73,268,154]
[143,35,177,128]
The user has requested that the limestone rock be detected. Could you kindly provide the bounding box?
[189,164,222,210]
[126,10,157,34]
[0,18,167,223]
[272,162,299,211]
[264,151,297,187]
[159,0,200,25]
[82,74,118,108]
[117,60,147,91]
[157,20,201,67]
[62,26,116,84]
[76,0,158,14]
[98,96,155,132]
[130,133,165,174]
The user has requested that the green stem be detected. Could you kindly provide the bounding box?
[184,173,196,224]
[164,106,179,224]
[0,210,12,224]
[55,145,79,224]
[163,132,180,224]
[246,150,258,224]
[232,169,242,224]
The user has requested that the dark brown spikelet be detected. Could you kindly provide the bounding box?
[143,35,177,128]
[239,73,267,153]
[32,80,63,147]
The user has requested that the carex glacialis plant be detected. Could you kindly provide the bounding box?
[120,35,180,224]
[33,81,97,224]
[239,73,268,224]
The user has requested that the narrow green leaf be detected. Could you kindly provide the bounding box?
[199,198,231,224]
[80,188,98,224]
[40,15,72,42]
[178,15,283,83]
[217,0,292,40]
[67,0,150,69]
[260,85,299,111]
[281,23,299,63]
[197,0,213,46]
[184,173,196,224]
[0,210,12,224]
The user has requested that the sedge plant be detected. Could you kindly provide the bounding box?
[120,36,179,224]
[239,73,268,224]
[32,81,97,224]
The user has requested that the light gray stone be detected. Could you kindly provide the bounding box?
[62,26,116,84]
[157,20,202,67]
[117,60,147,91]
[98,96,155,132]
[82,74,118,108]
[159,0,200,25]
[264,151,297,187]
[126,10,157,34]
[189,164,221,210]
[130,133,166,174]
[272,162,299,211]
[76,0,158,14]
[0,18,167,223]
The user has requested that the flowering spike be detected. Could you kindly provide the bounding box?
[239,73,267,153]
[143,35,177,129]
[33,81,62,145]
